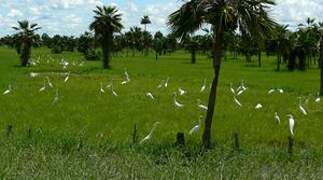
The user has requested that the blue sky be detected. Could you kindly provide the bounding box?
[0,0,322,36]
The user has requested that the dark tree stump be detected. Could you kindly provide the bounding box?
[6,125,13,137]
[175,132,185,146]
[232,132,240,152]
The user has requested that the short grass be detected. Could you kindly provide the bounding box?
[1,47,323,179]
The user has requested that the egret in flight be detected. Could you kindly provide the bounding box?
[189,116,202,135]
[140,122,161,144]
[287,114,295,136]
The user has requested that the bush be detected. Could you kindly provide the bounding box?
[84,49,101,61]
[51,45,63,54]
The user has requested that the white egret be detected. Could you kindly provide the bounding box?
[3,84,12,95]
[274,112,280,124]
[178,88,186,96]
[100,82,105,93]
[287,114,295,136]
[200,79,206,92]
[46,77,53,88]
[237,80,247,92]
[30,72,39,78]
[39,80,46,92]
[64,72,70,83]
[157,80,164,89]
[189,116,202,135]
[121,69,130,85]
[278,88,284,94]
[268,89,276,94]
[164,77,169,88]
[140,122,161,144]
[233,97,242,107]
[230,83,235,95]
[173,93,184,108]
[52,89,59,104]
[236,89,245,96]
[197,99,208,110]
[298,98,307,115]
[146,92,155,100]
[255,103,263,110]
[315,93,321,103]
[111,88,118,97]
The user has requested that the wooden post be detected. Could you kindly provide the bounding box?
[6,125,13,137]
[132,124,138,144]
[232,132,240,152]
[288,136,294,155]
[175,132,185,146]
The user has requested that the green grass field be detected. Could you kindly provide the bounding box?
[1,47,323,178]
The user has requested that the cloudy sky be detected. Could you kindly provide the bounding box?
[0,0,322,36]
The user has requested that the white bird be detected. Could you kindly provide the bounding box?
[46,77,53,88]
[164,77,169,88]
[200,79,206,92]
[100,82,105,93]
[255,103,263,110]
[178,88,186,96]
[3,84,12,95]
[52,89,59,104]
[315,93,321,103]
[197,99,208,111]
[298,98,307,115]
[39,80,46,92]
[189,116,202,135]
[233,97,242,107]
[111,89,118,97]
[236,89,245,96]
[64,72,70,83]
[157,80,164,89]
[274,112,280,124]
[173,93,184,108]
[146,92,155,100]
[278,88,284,94]
[230,83,235,95]
[237,80,247,92]
[121,69,131,85]
[268,89,276,94]
[287,114,295,136]
[30,72,39,78]
[140,122,160,144]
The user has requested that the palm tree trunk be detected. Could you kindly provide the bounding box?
[20,41,31,67]
[258,50,261,67]
[102,34,112,69]
[202,29,223,148]
[320,38,323,96]
[276,55,281,71]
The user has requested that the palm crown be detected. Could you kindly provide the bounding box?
[12,20,41,41]
[90,6,123,37]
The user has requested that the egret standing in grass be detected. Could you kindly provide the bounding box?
[52,89,59,104]
[46,76,53,88]
[39,80,46,92]
[64,72,70,83]
[164,77,169,88]
[315,93,321,103]
[197,99,208,111]
[230,83,235,95]
[200,79,206,93]
[173,92,184,108]
[146,92,155,100]
[189,115,202,135]
[178,88,186,96]
[298,98,307,115]
[274,112,280,124]
[268,88,275,94]
[121,69,130,85]
[100,82,105,94]
[140,122,161,144]
[287,114,295,136]
[233,96,242,107]
[3,84,12,95]
[255,103,263,110]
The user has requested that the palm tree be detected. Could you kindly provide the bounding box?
[90,6,123,69]
[141,15,151,31]
[319,22,323,96]
[169,0,277,148]
[12,20,41,67]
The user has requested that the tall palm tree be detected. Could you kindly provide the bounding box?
[90,6,123,69]
[12,20,41,67]
[169,0,277,148]
[140,15,151,31]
